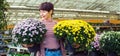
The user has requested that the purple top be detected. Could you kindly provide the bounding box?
[42,20,60,49]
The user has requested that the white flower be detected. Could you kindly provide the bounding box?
[40,35,42,37]
[28,33,33,37]
[35,31,38,35]
[23,38,27,42]
[39,28,42,31]
[30,34,33,37]
[22,32,27,36]
[32,31,35,35]
[30,38,33,42]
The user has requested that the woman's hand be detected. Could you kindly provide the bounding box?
[22,44,34,48]
[72,43,80,48]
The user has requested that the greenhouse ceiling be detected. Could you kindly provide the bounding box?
[6,0,120,25]
[6,0,120,12]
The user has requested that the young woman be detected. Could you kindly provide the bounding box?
[37,2,66,56]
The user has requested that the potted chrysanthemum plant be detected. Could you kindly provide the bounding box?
[12,18,47,47]
[54,20,95,56]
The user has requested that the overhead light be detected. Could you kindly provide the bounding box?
[55,8,110,13]
[10,6,28,8]
[23,13,35,15]
[116,12,120,14]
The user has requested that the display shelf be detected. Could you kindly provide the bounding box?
[7,45,30,56]
[7,45,28,52]
[0,35,12,56]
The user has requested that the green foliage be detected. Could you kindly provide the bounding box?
[100,31,120,54]
[0,0,9,30]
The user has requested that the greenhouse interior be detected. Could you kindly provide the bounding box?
[0,0,120,56]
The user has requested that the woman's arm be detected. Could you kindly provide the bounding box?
[59,39,66,56]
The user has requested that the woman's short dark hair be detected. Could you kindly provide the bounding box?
[39,2,54,12]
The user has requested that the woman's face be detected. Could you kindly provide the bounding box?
[40,10,52,20]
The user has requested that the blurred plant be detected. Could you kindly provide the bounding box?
[91,34,100,51]
[100,31,120,54]
[0,0,9,30]
[12,19,47,44]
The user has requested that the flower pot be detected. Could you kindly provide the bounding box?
[22,44,34,48]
